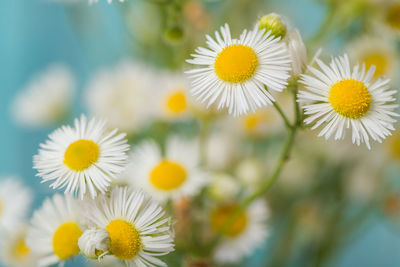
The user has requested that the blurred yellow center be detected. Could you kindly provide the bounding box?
[243,111,270,133]
[210,204,247,237]
[52,222,82,260]
[106,219,142,260]
[166,90,188,114]
[386,4,400,30]
[328,79,371,119]
[215,44,258,83]
[362,53,388,78]
[64,140,100,171]
[388,134,400,159]
[150,160,187,191]
[12,238,30,259]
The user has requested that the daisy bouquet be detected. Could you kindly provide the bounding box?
[3,0,400,267]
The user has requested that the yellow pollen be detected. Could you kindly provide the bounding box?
[210,204,247,237]
[166,90,188,114]
[386,4,400,30]
[64,139,100,171]
[328,79,371,119]
[52,222,82,260]
[214,44,258,83]
[106,220,142,260]
[362,53,388,78]
[12,238,30,259]
[150,160,187,191]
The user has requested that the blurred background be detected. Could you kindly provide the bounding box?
[1,0,400,266]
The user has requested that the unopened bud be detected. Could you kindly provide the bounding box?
[78,228,110,260]
[258,13,287,39]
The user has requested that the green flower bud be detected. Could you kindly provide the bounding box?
[258,13,287,39]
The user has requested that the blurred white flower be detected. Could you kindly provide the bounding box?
[122,136,209,202]
[11,64,75,128]
[210,200,269,263]
[85,62,154,133]
[0,178,32,233]
[78,228,110,259]
[205,131,237,170]
[235,159,263,188]
[287,29,307,76]
[209,173,240,201]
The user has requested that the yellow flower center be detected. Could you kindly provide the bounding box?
[214,44,258,83]
[12,238,30,260]
[52,222,82,260]
[150,160,187,191]
[64,139,100,171]
[166,90,188,114]
[210,204,247,237]
[362,53,388,78]
[106,219,142,260]
[386,4,400,30]
[328,79,371,119]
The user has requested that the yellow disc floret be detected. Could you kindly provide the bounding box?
[52,222,82,260]
[64,140,100,171]
[12,238,30,260]
[106,219,142,260]
[214,44,258,83]
[210,204,248,237]
[328,79,372,119]
[150,160,187,191]
[362,53,388,79]
[166,90,188,114]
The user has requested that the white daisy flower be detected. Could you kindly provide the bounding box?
[298,54,399,149]
[210,200,269,263]
[348,35,397,80]
[85,62,154,133]
[287,29,307,77]
[84,186,174,266]
[78,228,110,259]
[154,72,192,121]
[186,23,291,116]
[121,136,208,202]
[26,194,84,267]
[11,64,75,128]
[33,115,129,199]
[0,225,39,267]
[0,178,33,232]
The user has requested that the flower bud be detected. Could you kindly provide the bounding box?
[287,29,307,76]
[258,13,287,39]
[78,228,110,260]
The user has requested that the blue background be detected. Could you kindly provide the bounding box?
[0,0,399,266]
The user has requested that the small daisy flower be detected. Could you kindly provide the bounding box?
[298,54,399,149]
[122,136,208,202]
[0,225,39,267]
[26,194,84,267]
[348,36,397,80]
[33,115,129,199]
[85,62,154,133]
[84,186,174,266]
[155,73,192,120]
[210,200,269,263]
[0,178,33,232]
[186,23,291,116]
[11,64,75,128]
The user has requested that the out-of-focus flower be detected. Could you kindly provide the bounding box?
[348,36,397,80]
[205,131,237,170]
[258,13,287,39]
[11,64,74,128]
[298,54,399,149]
[122,136,208,202]
[239,107,282,136]
[0,226,39,267]
[210,200,269,263]
[235,159,263,188]
[84,187,174,266]
[154,73,192,121]
[85,62,154,133]
[78,228,110,259]
[287,29,307,77]
[33,115,129,199]
[26,194,83,267]
[0,178,32,232]
[209,173,240,201]
[183,0,211,31]
[186,23,291,116]
[384,130,400,161]
[385,3,400,32]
